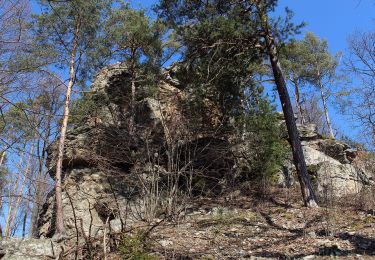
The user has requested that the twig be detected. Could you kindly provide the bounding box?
[103,217,109,260]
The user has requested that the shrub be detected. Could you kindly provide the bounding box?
[118,230,158,260]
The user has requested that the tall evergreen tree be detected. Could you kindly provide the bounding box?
[255,1,318,207]
[300,33,338,139]
[281,33,339,138]
[280,40,309,123]
[33,0,112,237]
[103,5,165,131]
[157,0,318,207]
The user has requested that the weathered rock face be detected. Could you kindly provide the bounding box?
[38,168,134,239]
[37,63,235,239]
[280,123,374,198]
[36,63,374,241]
[0,239,62,260]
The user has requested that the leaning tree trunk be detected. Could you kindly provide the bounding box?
[54,21,80,236]
[256,2,318,207]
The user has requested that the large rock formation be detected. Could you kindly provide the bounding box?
[280,122,374,198]
[0,63,374,260]
[37,63,235,239]
[35,63,374,240]
[0,239,62,260]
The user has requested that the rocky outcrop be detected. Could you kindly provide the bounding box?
[36,63,374,241]
[280,123,374,198]
[1,63,373,260]
[0,239,61,260]
[37,63,235,240]
[38,168,133,239]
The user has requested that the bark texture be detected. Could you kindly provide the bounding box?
[256,1,318,207]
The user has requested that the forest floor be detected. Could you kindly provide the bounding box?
[113,187,375,260]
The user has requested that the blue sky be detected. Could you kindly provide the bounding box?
[278,0,375,54]
[275,0,374,140]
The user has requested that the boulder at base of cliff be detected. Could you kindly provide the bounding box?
[280,124,374,199]
[0,239,61,260]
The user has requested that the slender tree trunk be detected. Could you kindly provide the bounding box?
[7,144,34,237]
[22,182,31,239]
[29,141,44,238]
[54,20,81,236]
[0,151,5,238]
[130,78,136,131]
[0,152,4,238]
[256,2,318,207]
[129,48,137,133]
[22,212,27,238]
[0,151,5,166]
[318,77,334,139]
[30,118,52,238]
[5,146,26,238]
[293,78,305,124]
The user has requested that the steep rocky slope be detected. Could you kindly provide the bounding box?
[0,64,374,259]
[36,63,373,239]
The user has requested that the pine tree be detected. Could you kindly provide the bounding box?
[157,0,319,207]
[280,40,309,123]
[255,1,318,207]
[103,5,165,131]
[33,0,112,237]
[300,33,338,139]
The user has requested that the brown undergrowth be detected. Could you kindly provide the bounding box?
[76,186,375,259]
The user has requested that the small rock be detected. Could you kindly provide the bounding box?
[159,239,173,247]
[238,249,246,256]
[308,231,317,238]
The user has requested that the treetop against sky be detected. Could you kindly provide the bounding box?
[29,0,374,139]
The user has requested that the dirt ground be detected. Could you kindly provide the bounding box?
[142,188,375,259]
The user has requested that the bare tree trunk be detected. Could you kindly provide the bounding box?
[22,211,27,238]
[293,78,305,124]
[256,2,318,207]
[129,48,137,133]
[4,146,26,238]
[29,169,45,238]
[0,151,5,238]
[0,149,3,237]
[7,144,34,237]
[0,151,5,166]
[318,77,334,139]
[129,78,136,132]
[29,153,44,237]
[30,117,52,238]
[54,21,81,236]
